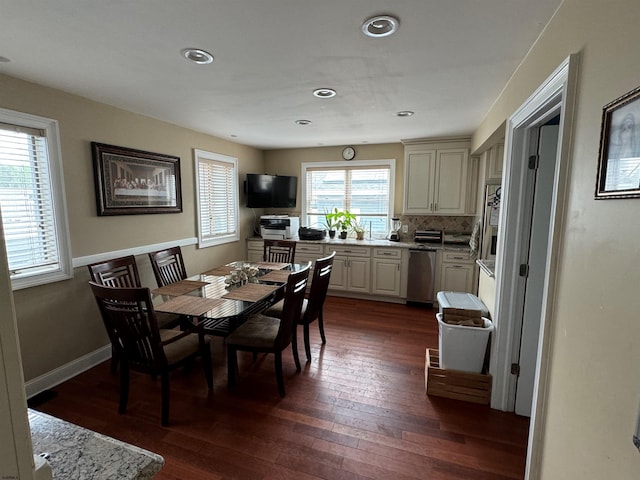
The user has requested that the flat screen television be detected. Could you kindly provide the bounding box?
[245,174,297,208]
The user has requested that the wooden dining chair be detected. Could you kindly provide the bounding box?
[89,281,213,426]
[225,263,310,397]
[88,255,141,288]
[264,251,336,363]
[263,239,297,264]
[88,255,142,373]
[148,246,188,287]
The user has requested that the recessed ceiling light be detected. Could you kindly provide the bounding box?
[313,88,337,98]
[362,15,400,38]
[295,119,312,125]
[180,48,214,65]
[396,110,414,117]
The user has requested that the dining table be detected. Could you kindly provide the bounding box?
[151,260,303,336]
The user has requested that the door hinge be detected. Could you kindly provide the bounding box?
[511,363,520,376]
[528,154,539,170]
[519,264,529,277]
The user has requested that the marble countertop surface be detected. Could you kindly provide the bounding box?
[248,236,471,251]
[29,409,164,479]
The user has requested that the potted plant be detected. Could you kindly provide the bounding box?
[323,209,339,239]
[352,220,366,240]
[337,209,356,239]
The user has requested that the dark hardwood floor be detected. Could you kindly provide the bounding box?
[34,297,529,480]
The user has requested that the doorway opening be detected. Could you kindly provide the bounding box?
[490,54,579,479]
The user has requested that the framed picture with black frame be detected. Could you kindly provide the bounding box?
[595,85,640,199]
[91,142,182,215]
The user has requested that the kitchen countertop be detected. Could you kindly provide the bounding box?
[29,409,164,479]
[249,236,471,251]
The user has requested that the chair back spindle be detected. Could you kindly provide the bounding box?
[263,240,296,264]
[148,246,188,287]
[88,255,141,288]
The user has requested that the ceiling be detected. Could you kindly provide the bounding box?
[0,1,562,150]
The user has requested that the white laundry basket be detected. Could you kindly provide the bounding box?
[437,313,493,373]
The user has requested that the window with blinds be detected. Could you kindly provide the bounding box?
[194,149,239,247]
[302,160,395,238]
[0,109,72,289]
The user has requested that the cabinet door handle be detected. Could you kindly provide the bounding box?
[452,256,465,260]
[434,203,438,211]
[382,252,392,256]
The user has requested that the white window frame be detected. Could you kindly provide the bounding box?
[194,149,239,248]
[0,108,72,290]
[301,159,396,238]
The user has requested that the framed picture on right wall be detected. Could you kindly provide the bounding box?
[595,85,640,199]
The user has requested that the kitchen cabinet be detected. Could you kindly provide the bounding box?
[246,239,264,262]
[439,249,476,294]
[403,140,472,215]
[294,243,324,265]
[326,245,370,293]
[485,142,504,184]
[294,242,324,280]
[371,247,403,297]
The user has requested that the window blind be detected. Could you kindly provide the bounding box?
[0,125,60,277]
[304,163,391,236]
[195,151,239,246]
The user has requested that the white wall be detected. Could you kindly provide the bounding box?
[0,219,35,478]
[474,1,640,477]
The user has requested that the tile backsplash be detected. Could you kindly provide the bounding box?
[396,215,480,241]
[265,210,479,242]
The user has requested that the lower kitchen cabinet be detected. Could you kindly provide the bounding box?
[371,248,403,296]
[327,246,370,293]
[439,249,476,294]
[245,239,410,301]
[294,242,324,267]
[246,239,264,262]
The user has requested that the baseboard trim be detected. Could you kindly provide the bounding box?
[72,237,198,268]
[25,345,111,399]
[327,291,407,305]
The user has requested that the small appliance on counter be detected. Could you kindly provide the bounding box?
[259,215,300,239]
[414,229,443,244]
[298,227,326,240]
[443,232,472,245]
[387,217,402,242]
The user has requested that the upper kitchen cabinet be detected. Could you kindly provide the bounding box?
[402,138,476,215]
[485,142,504,184]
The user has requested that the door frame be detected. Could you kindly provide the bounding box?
[490,54,580,479]
[514,121,560,417]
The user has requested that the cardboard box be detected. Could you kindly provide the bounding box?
[425,348,492,405]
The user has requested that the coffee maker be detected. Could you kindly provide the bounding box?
[387,217,401,242]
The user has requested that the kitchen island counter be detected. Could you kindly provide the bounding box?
[29,409,163,479]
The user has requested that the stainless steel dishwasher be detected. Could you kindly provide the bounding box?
[406,247,438,304]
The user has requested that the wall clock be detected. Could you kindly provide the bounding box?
[342,146,356,161]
